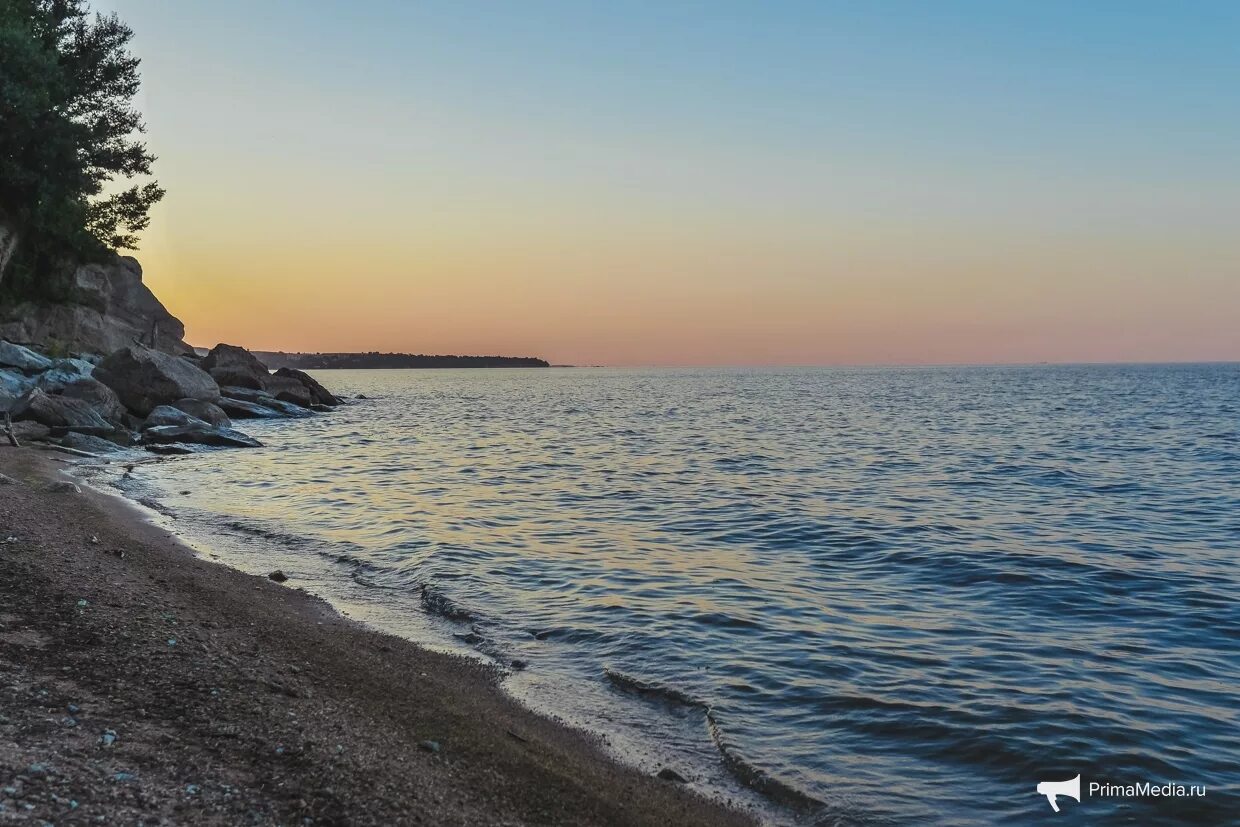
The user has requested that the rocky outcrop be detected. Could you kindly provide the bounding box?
[274,367,339,406]
[94,344,219,416]
[0,256,191,356]
[1,338,338,454]
[201,343,270,390]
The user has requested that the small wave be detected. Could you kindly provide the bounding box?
[706,708,822,812]
[603,669,707,709]
[419,584,473,621]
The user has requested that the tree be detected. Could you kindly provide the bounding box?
[0,0,163,299]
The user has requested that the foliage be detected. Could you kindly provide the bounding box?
[0,0,163,299]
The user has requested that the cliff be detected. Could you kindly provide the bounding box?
[0,255,191,357]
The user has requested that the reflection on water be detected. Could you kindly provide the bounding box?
[106,365,1238,825]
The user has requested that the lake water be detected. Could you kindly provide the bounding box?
[92,366,1239,825]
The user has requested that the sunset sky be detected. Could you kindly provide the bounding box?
[96,0,1238,366]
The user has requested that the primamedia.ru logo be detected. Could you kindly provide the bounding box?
[1036,774,1206,813]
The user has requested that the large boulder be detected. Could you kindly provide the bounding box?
[171,398,231,428]
[0,257,192,356]
[59,432,127,454]
[94,344,220,416]
[12,388,111,430]
[0,341,53,373]
[273,367,339,406]
[201,344,270,390]
[142,405,210,430]
[141,424,262,449]
[264,374,313,407]
[59,378,127,424]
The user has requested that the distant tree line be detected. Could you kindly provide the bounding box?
[255,352,552,370]
[0,0,162,300]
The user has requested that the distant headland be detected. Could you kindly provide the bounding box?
[250,351,551,370]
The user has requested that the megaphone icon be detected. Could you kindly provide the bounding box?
[1036,774,1081,812]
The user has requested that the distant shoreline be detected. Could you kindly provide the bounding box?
[247,351,551,370]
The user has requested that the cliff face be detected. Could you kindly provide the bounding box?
[0,255,191,356]
[0,218,17,287]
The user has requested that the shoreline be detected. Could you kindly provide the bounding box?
[0,446,757,826]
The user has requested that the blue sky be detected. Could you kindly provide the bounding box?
[96,0,1239,363]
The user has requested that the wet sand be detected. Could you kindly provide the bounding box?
[0,448,756,826]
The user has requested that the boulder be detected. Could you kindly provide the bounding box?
[59,432,126,454]
[273,367,339,406]
[0,257,192,356]
[142,405,210,430]
[219,386,314,417]
[0,341,53,373]
[34,358,95,392]
[94,344,220,416]
[59,378,127,424]
[171,399,231,428]
[145,443,197,456]
[264,374,313,407]
[12,388,111,430]
[0,368,32,407]
[141,424,262,449]
[216,397,286,420]
[201,344,270,390]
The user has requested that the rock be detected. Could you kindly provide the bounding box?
[59,378,127,424]
[45,481,81,494]
[219,386,314,417]
[34,358,95,391]
[273,367,340,406]
[511,659,528,671]
[656,768,688,783]
[142,405,210,430]
[47,424,135,446]
[144,444,196,456]
[0,368,33,399]
[99,729,118,747]
[59,432,125,454]
[201,344,271,390]
[418,740,441,753]
[12,388,111,430]
[0,473,18,485]
[263,374,313,408]
[310,403,335,413]
[141,424,262,449]
[0,257,192,356]
[216,397,286,420]
[268,570,288,583]
[0,341,52,373]
[94,344,220,416]
[170,398,231,428]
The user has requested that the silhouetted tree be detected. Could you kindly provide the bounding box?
[0,0,163,298]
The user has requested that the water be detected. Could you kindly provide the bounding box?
[87,365,1239,824]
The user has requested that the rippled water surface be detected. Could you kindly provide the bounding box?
[104,366,1239,824]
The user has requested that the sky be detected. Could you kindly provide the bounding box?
[94,0,1239,365]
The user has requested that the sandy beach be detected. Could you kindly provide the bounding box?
[0,447,754,826]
